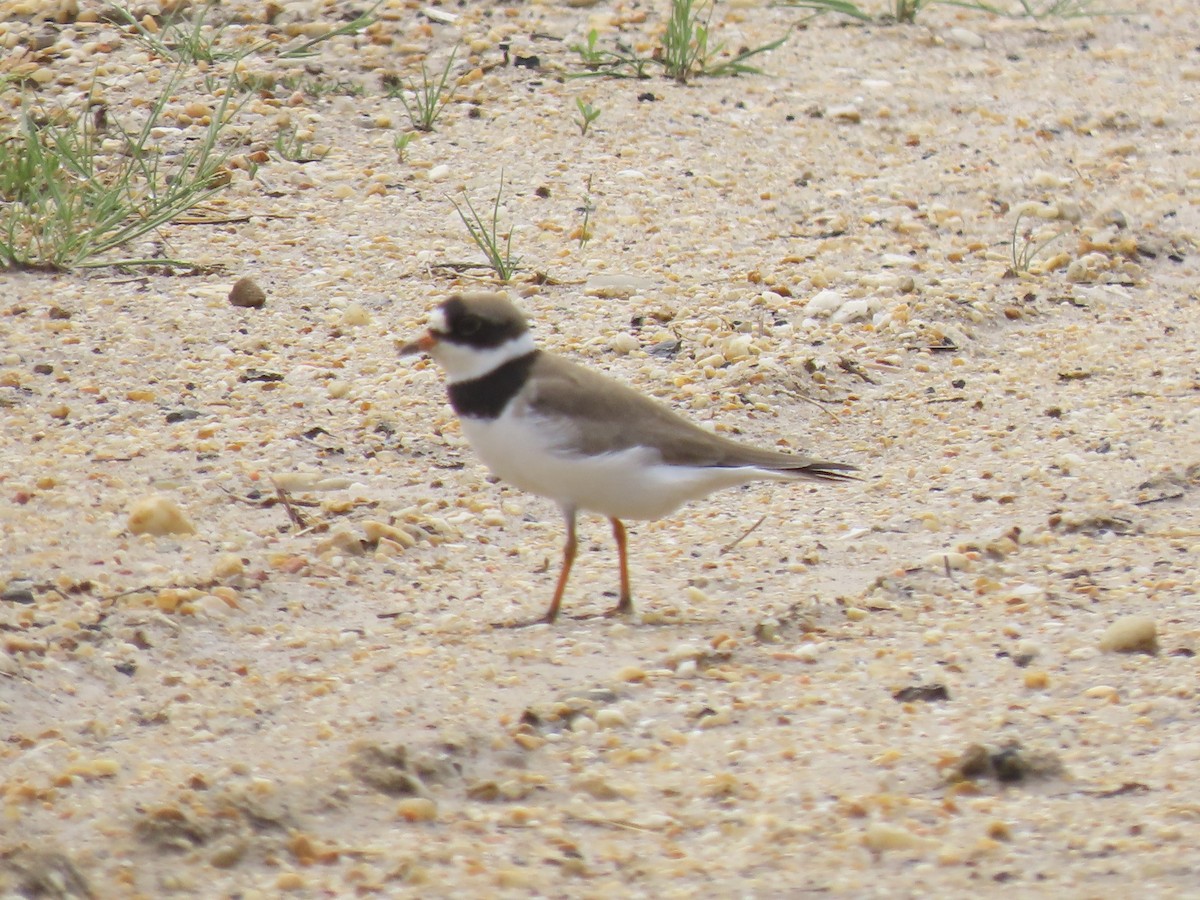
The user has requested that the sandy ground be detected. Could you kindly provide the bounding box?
[2,0,1200,896]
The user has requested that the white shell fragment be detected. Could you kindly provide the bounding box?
[127,495,196,536]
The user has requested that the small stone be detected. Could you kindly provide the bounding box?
[1023,670,1049,689]
[194,593,231,618]
[275,872,306,891]
[128,495,196,536]
[573,774,623,800]
[342,303,371,326]
[1,586,36,604]
[209,839,247,869]
[863,822,930,853]
[396,797,437,821]
[804,289,844,317]
[615,665,647,683]
[1099,615,1157,654]
[831,298,877,325]
[1065,252,1110,283]
[609,332,639,354]
[583,273,658,298]
[892,684,949,703]
[315,526,365,556]
[945,27,985,49]
[924,551,970,571]
[228,276,266,309]
[753,618,780,642]
[695,706,732,729]
[593,707,627,729]
[212,554,246,578]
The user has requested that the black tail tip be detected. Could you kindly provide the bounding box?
[801,462,860,482]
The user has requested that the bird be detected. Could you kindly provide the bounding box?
[400,292,857,626]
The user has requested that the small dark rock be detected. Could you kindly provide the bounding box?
[1,587,36,604]
[239,369,284,383]
[648,339,682,359]
[947,742,1064,784]
[228,276,267,309]
[893,684,949,703]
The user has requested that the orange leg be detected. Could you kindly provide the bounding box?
[604,517,634,618]
[542,509,578,624]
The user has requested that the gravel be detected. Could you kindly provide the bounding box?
[2,0,1199,895]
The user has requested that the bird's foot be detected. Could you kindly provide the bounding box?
[570,600,633,622]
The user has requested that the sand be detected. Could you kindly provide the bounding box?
[2,0,1199,895]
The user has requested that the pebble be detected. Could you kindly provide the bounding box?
[1099,615,1158,654]
[193,593,232,618]
[831,298,878,325]
[1,586,36,604]
[396,797,437,821]
[924,550,970,571]
[593,707,627,729]
[945,27,985,49]
[1065,252,1112,283]
[362,520,418,549]
[803,289,845,317]
[342,303,371,326]
[584,274,658,298]
[615,665,646,683]
[127,495,195,536]
[609,332,639,354]
[4,7,1194,898]
[863,822,932,853]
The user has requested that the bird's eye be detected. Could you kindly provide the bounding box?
[458,315,482,336]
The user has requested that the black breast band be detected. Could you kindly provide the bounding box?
[447,351,539,420]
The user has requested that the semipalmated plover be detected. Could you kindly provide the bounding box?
[401,293,857,625]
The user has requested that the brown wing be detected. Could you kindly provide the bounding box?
[521,354,857,482]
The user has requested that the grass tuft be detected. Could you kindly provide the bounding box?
[451,174,521,282]
[575,98,602,136]
[1009,208,1069,274]
[571,0,786,82]
[0,69,243,270]
[392,46,461,132]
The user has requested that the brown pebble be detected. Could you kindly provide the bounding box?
[229,277,267,309]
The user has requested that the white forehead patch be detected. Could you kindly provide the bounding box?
[428,307,449,334]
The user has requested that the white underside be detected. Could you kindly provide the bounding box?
[461,407,793,521]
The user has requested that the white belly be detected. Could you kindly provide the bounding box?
[459,411,788,520]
